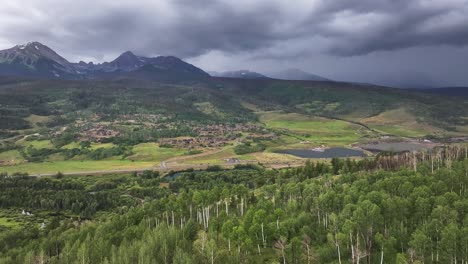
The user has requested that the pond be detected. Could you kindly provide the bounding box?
[276,147,366,158]
[359,142,436,152]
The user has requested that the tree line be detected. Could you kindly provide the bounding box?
[0,151,467,263]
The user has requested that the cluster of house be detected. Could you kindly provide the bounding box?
[80,125,120,142]
[160,136,233,148]
[192,123,262,136]
[114,114,167,124]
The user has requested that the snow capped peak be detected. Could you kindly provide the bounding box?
[15,41,46,52]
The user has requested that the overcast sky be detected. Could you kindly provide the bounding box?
[1,0,468,87]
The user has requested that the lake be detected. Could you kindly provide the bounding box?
[277,147,366,158]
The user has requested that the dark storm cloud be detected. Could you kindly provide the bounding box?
[1,0,467,59]
[0,0,468,87]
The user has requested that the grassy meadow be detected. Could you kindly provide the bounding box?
[259,111,369,146]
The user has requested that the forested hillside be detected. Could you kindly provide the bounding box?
[1,151,467,263]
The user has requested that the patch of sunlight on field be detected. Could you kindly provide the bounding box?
[91,143,115,150]
[62,142,116,150]
[17,139,53,149]
[252,152,301,163]
[0,150,24,162]
[0,160,155,175]
[0,217,20,229]
[127,143,185,162]
[24,115,51,128]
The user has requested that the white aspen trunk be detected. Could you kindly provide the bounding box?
[350,232,355,264]
[282,248,286,264]
[202,208,206,229]
[337,242,342,264]
[317,210,321,225]
[225,200,229,215]
[240,198,244,216]
[206,206,210,228]
[228,238,231,252]
[380,246,384,264]
[261,223,266,247]
[431,155,434,174]
[356,232,361,264]
[325,213,328,229]
[171,210,174,227]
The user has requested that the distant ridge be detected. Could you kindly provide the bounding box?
[209,70,269,79]
[418,87,468,97]
[269,68,330,81]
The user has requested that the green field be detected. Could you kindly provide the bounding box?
[16,139,54,149]
[259,112,368,146]
[0,160,155,175]
[0,217,19,229]
[127,143,186,161]
[370,124,428,137]
[24,115,51,128]
[62,142,116,150]
[1,142,205,174]
[0,150,23,163]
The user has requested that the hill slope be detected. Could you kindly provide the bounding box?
[0,76,466,137]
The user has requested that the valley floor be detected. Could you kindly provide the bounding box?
[1,109,466,176]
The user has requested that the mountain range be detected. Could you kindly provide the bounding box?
[0,42,210,82]
[209,68,330,81]
[0,42,333,83]
[0,42,466,95]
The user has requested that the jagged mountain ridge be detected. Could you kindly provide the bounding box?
[0,42,77,78]
[0,42,210,81]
